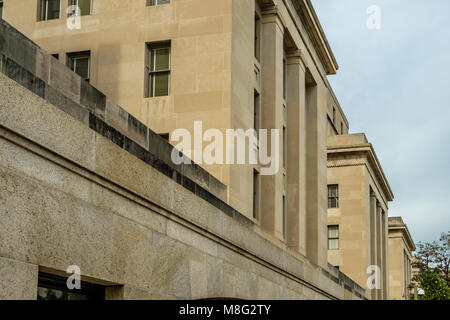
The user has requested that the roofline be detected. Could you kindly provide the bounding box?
[328,134,394,202]
[292,0,339,75]
[389,217,416,252]
[263,0,338,75]
[304,0,339,74]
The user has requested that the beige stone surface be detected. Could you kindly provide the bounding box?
[327,134,394,299]
[388,217,415,300]
[0,72,362,299]
[0,257,38,300]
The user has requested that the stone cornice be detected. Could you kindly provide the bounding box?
[389,217,416,252]
[261,0,338,75]
[327,134,394,202]
[290,0,338,75]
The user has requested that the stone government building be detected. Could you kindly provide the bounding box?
[0,0,414,299]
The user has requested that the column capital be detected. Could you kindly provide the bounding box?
[286,50,306,71]
[261,5,286,34]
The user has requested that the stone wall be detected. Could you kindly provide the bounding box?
[0,19,365,300]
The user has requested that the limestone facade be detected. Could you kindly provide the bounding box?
[326,134,394,300]
[388,217,416,300]
[1,1,349,270]
[0,17,366,299]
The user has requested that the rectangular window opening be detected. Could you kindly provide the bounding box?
[68,0,92,16]
[282,195,287,239]
[328,225,339,250]
[38,0,61,21]
[253,170,260,220]
[67,51,91,81]
[146,42,171,97]
[147,0,171,6]
[37,272,105,300]
[254,14,261,61]
[328,184,339,208]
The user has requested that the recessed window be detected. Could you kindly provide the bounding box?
[254,14,261,60]
[283,57,287,100]
[328,225,339,250]
[282,195,287,239]
[328,184,339,208]
[253,170,260,220]
[38,0,61,21]
[51,53,59,60]
[340,122,344,135]
[37,272,105,300]
[283,125,287,170]
[68,0,92,16]
[0,0,4,20]
[67,51,90,81]
[146,43,171,97]
[159,133,169,141]
[254,91,260,137]
[147,0,171,6]
[332,106,336,124]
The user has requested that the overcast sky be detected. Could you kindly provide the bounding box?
[311,0,450,244]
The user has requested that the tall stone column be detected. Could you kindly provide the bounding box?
[376,203,383,300]
[260,7,285,239]
[285,50,307,255]
[382,210,389,299]
[304,70,322,266]
[369,194,377,300]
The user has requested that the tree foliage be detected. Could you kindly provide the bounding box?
[418,269,450,300]
[413,231,450,300]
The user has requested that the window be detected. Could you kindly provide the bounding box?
[332,106,336,124]
[147,0,170,6]
[283,57,287,100]
[253,170,260,219]
[146,43,171,97]
[328,184,339,208]
[283,125,286,170]
[51,53,59,60]
[254,14,261,60]
[38,0,60,21]
[0,0,3,20]
[328,225,339,250]
[68,0,92,16]
[282,195,286,239]
[159,133,169,141]
[37,272,105,300]
[340,122,344,135]
[68,51,90,81]
[254,91,260,138]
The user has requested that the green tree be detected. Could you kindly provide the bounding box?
[414,231,450,286]
[418,269,450,300]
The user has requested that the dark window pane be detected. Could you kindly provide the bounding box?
[151,48,170,71]
[74,57,89,79]
[69,0,92,16]
[68,53,90,80]
[152,72,170,97]
[47,0,61,20]
[80,0,92,15]
[37,273,105,300]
